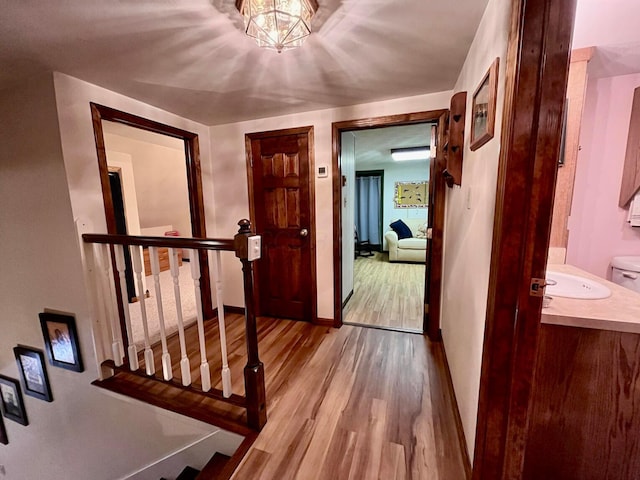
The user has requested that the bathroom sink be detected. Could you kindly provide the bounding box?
[545,271,611,299]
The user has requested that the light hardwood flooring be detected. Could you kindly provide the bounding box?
[231,318,469,480]
[100,315,469,479]
[343,252,425,332]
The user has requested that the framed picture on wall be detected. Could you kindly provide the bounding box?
[39,312,84,372]
[470,57,500,151]
[14,346,53,402]
[0,375,28,426]
[394,181,428,208]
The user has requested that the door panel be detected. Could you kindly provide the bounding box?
[248,128,316,321]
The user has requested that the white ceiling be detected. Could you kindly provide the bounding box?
[103,120,185,151]
[0,0,489,125]
[352,123,434,169]
[573,0,640,78]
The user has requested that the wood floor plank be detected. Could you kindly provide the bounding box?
[103,312,466,479]
[343,252,425,331]
[231,323,467,480]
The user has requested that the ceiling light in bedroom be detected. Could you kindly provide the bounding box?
[391,146,430,161]
[236,0,318,53]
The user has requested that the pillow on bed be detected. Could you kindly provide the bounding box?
[390,219,413,239]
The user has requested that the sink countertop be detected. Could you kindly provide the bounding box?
[542,263,640,334]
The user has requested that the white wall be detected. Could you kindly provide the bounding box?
[341,132,356,303]
[209,91,452,316]
[566,72,640,277]
[104,132,192,238]
[439,0,511,458]
[376,162,429,250]
[0,74,239,479]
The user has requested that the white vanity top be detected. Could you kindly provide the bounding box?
[542,263,640,334]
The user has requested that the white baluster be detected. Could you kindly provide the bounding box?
[169,247,191,386]
[214,250,232,398]
[114,244,139,371]
[97,244,124,366]
[131,246,155,376]
[149,246,172,381]
[189,250,211,392]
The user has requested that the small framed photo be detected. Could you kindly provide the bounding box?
[0,409,8,444]
[14,346,53,402]
[470,57,500,151]
[39,312,84,372]
[0,375,29,426]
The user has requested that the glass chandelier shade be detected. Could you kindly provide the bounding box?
[237,0,317,53]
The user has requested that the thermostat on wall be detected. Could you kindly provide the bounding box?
[317,165,328,178]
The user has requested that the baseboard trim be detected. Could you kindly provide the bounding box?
[314,317,335,327]
[437,335,472,479]
[342,290,354,308]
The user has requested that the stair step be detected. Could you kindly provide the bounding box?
[176,466,201,480]
[197,453,231,479]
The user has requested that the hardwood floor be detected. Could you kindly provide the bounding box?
[98,315,469,479]
[232,320,469,479]
[343,252,425,332]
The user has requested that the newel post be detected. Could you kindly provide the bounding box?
[234,219,267,430]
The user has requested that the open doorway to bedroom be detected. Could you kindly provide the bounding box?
[341,123,434,332]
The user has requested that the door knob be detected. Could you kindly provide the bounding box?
[300,228,309,237]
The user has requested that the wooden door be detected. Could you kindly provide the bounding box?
[246,127,317,322]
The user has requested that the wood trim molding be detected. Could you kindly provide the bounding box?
[570,46,594,63]
[331,110,448,333]
[89,103,214,319]
[471,0,577,478]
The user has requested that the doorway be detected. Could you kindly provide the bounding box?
[332,110,449,337]
[90,103,213,322]
[342,125,432,332]
[244,126,318,322]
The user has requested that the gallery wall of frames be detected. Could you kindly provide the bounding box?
[0,311,83,445]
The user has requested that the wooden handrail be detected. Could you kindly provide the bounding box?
[82,233,235,251]
[83,219,267,431]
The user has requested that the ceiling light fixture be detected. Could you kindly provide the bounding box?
[390,146,430,161]
[236,0,318,53]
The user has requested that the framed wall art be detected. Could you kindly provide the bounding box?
[14,346,53,402]
[0,375,28,426]
[470,57,500,151]
[394,181,428,208]
[39,312,84,372]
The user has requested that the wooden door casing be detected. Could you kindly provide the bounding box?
[245,127,317,322]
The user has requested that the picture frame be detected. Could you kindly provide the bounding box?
[0,375,29,426]
[0,411,7,445]
[39,311,84,372]
[470,57,500,151]
[14,346,53,402]
[394,181,428,208]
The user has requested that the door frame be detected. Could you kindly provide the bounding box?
[89,102,214,318]
[244,126,318,323]
[332,110,448,335]
[472,0,576,477]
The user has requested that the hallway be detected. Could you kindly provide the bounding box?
[232,319,468,479]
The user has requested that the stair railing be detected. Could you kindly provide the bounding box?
[82,219,266,430]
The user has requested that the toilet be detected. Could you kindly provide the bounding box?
[611,256,640,293]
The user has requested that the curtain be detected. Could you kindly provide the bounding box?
[355,175,382,245]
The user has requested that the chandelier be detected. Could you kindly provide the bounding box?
[236,0,318,53]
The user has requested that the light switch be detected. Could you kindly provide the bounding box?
[248,235,261,261]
